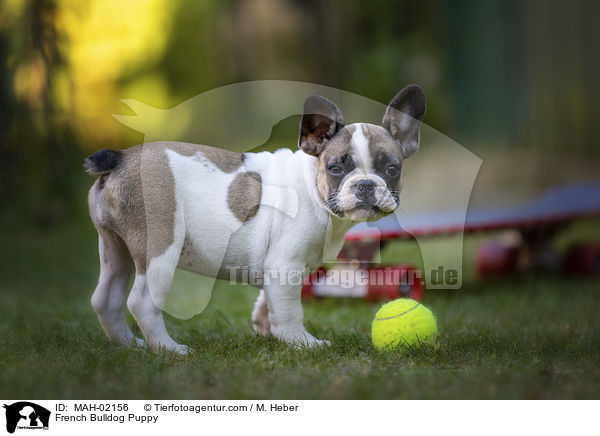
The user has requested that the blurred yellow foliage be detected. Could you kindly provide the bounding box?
[55,0,175,147]
[13,54,46,105]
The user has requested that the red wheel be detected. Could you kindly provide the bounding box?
[476,241,519,276]
[366,265,424,302]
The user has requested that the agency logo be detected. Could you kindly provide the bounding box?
[3,402,50,434]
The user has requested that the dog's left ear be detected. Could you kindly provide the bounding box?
[298,95,344,157]
[382,85,426,158]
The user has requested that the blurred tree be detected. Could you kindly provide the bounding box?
[521,0,600,152]
[0,0,598,229]
[0,0,82,226]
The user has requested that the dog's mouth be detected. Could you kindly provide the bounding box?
[343,203,385,220]
[327,188,398,221]
[354,202,380,212]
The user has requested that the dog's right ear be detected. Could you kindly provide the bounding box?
[298,95,344,157]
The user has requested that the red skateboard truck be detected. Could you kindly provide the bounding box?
[476,240,520,276]
[302,264,424,302]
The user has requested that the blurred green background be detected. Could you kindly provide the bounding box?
[1,0,599,226]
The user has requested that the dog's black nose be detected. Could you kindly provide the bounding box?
[356,179,376,192]
[355,179,376,200]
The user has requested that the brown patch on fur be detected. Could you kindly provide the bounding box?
[363,124,404,196]
[315,126,355,203]
[227,172,262,222]
[196,146,244,173]
[363,123,404,162]
[88,141,244,272]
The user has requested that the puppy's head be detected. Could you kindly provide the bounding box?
[299,85,426,221]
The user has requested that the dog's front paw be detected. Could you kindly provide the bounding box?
[251,309,271,337]
[290,337,331,349]
[170,344,193,355]
[131,337,147,349]
[272,327,330,349]
[315,338,331,347]
[154,342,193,355]
[252,320,271,337]
[298,336,331,349]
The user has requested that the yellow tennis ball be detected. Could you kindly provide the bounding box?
[371,298,437,350]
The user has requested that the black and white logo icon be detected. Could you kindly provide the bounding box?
[3,402,50,434]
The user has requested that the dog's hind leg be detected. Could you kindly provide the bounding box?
[126,270,191,355]
[126,231,191,354]
[91,229,144,347]
[252,289,271,336]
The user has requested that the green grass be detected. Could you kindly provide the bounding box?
[0,219,599,399]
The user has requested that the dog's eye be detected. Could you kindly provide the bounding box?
[327,165,344,176]
[385,164,400,177]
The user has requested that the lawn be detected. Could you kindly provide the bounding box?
[0,218,599,399]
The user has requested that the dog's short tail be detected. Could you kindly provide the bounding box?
[84,149,123,176]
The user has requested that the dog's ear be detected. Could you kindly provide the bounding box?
[298,95,344,157]
[382,84,426,159]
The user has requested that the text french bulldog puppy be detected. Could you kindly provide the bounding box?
[86,85,425,353]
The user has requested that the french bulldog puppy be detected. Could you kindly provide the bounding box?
[86,85,425,353]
